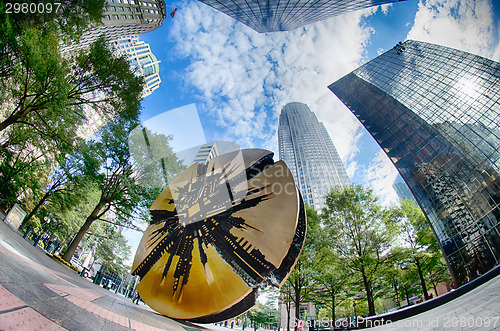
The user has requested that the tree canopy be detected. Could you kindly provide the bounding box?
[322,185,393,316]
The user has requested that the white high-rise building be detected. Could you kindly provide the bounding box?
[77,35,161,140]
[193,142,219,164]
[278,102,350,210]
[61,0,166,53]
[109,35,161,98]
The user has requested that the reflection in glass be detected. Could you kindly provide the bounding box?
[330,40,500,285]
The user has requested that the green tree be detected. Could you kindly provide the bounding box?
[94,227,131,274]
[48,183,102,248]
[312,202,358,321]
[61,116,184,263]
[386,199,441,300]
[0,33,143,211]
[381,247,408,308]
[0,0,104,83]
[20,143,97,228]
[128,126,185,189]
[398,266,420,306]
[0,145,47,208]
[0,33,142,136]
[426,257,451,297]
[61,116,138,262]
[247,303,273,328]
[313,242,350,321]
[279,281,294,331]
[322,185,393,316]
[283,205,320,330]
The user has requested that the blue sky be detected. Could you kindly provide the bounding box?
[124,0,500,261]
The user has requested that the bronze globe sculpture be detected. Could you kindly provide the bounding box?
[132,149,306,322]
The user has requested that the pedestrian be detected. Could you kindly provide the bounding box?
[133,293,141,304]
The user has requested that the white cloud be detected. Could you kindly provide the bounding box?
[380,3,393,15]
[363,150,399,206]
[168,0,374,163]
[407,0,500,61]
[346,161,359,180]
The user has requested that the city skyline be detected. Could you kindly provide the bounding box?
[278,102,350,210]
[138,0,500,208]
[122,0,500,261]
[329,39,500,284]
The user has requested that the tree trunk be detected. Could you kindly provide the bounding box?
[404,288,410,306]
[286,303,291,331]
[294,279,301,331]
[331,291,335,321]
[62,202,104,262]
[433,284,438,297]
[21,190,52,228]
[415,256,430,300]
[393,280,400,307]
[0,106,30,132]
[362,272,375,316]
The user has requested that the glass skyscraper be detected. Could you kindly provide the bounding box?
[198,0,405,33]
[393,181,417,205]
[278,102,350,210]
[329,40,500,285]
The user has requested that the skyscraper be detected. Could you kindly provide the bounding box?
[393,181,417,205]
[278,102,350,210]
[198,0,405,33]
[109,35,161,98]
[329,40,500,284]
[76,35,161,140]
[62,0,166,53]
[193,142,219,164]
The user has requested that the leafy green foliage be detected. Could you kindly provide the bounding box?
[94,227,131,274]
[321,185,393,316]
[61,116,183,263]
[286,206,319,326]
[385,199,448,300]
[0,2,142,213]
[247,303,279,328]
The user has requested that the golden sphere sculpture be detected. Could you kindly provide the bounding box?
[131,149,306,322]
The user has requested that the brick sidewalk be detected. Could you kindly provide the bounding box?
[0,220,195,331]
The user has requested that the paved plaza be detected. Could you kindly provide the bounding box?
[1,219,499,330]
[0,220,202,331]
[365,272,500,331]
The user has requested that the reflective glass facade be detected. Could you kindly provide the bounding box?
[278,102,350,210]
[393,182,417,205]
[329,40,500,284]
[198,0,404,33]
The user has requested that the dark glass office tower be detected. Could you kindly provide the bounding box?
[329,40,500,284]
[278,102,350,210]
[198,0,405,33]
[393,181,417,205]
